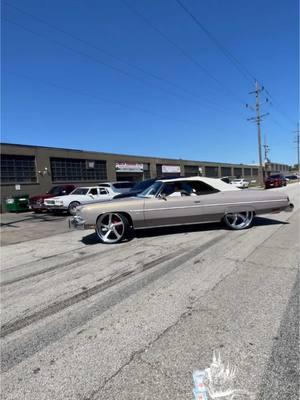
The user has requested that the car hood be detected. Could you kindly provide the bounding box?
[45,195,75,202]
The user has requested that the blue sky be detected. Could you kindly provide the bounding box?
[2,0,299,165]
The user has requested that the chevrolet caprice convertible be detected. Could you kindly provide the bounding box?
[69,177,293,244]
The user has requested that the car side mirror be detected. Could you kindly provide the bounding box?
[89,194,94,198]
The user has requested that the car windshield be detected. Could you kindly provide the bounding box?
[48,186,64,195]
[71,188,89,195]
[131,179,156,191]
[138,181,162,198]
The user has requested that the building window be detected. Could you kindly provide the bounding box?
[156,164,162,177]
[1,154,37,183]
[252,168,258,176]
[244,168,251,176]
[50,157,107,182]
[205,166,219,177]
[220,167,232,177]
[184,165,199,176]
[143,163,151,179]
[233,168,242,177]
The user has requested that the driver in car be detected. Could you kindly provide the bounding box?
[168,183,197,197]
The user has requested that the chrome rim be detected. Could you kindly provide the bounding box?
[224,211,253,229]
[96,213,125,243]
[69,203,79,215]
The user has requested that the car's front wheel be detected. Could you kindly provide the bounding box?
[223,211,254,230]
[96,212,129,244]
[68,201,80,215]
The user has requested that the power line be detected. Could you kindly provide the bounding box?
[174,0,297,129]
[120,0,247,105]
[7,70,192,123]
[4,1,233,111]
[174,0,255,84]
[264,87,297,126]
[3,17,238,115]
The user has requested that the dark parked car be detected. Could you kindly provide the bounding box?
[113,178,157,199]
[98,181,135,194]
[285,174,299,180]
[113,176,186,199]
[29,185,76,212]
[265,174,287,189]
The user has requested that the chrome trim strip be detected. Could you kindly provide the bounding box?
[131,199,287,213]
[134,220,219,230]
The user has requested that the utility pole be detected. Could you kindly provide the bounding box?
[247,80,269,185]
[263,135,271,177]
[294,122,300,176]
[263,135,270,163]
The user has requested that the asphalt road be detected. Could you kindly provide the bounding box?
[1,184,299,400]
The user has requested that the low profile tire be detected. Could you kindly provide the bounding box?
[223,211,254,230]
[68,201,80,215]
[96,212,130,244]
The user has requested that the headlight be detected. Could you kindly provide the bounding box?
[56,200,64,205]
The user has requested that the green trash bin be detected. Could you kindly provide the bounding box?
[6,194,30,213]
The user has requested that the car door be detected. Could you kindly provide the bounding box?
[96,187,111,201]
[84,188,98,203]
[143,180,224,228]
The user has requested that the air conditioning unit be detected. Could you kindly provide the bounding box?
[86,160,95,169]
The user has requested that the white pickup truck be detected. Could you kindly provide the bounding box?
[44,186,116,215]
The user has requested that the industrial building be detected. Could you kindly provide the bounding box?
[0,143,289,211]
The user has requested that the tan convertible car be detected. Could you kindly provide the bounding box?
[69,177,293,244]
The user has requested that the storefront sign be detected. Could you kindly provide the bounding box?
[116,162,144,173]
[162,165,181,173]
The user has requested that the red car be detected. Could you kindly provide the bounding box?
[29,185,76,213]
[265,174,287,189]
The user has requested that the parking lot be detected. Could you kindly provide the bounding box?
[1,183,299,399]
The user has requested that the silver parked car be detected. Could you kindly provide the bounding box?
[69,177,293,244]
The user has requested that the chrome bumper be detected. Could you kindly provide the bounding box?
[30,203,46,210]
[46,204,66,210]
[69,216,86,230]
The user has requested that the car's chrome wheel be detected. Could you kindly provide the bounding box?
[96,213,128,244]
[223,211,254,230]
[68,201,80,215]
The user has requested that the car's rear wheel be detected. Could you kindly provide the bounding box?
[68,201,80,215]
[96,212,129,244]
[223,211,254,230]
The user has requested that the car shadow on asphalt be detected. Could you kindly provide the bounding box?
[0,212,67,227]
[253,216,290,226]
[80,217,289,246]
